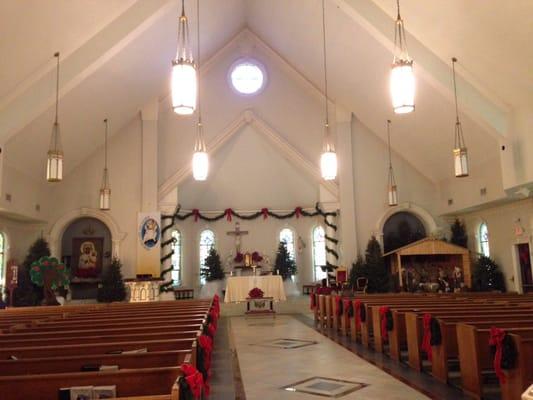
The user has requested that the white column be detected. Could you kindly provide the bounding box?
[336,107,358,266]
[136,99,161,277]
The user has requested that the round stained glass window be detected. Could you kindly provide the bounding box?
[229,59,266,95]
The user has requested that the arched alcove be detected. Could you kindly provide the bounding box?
[383,212,427,253]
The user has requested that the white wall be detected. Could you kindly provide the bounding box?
[351,118,442,254]
[457,198,533,292]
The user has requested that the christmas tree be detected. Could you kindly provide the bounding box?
[349,255,368,288]
[364,236,390,293]
[97,258,127,302]
[200,248,225,282]
[472,255,505,292]
[450,219,468,248]
[274,241,297,281]
[13,238,51,306]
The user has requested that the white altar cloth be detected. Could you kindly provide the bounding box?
[224,276,286,303]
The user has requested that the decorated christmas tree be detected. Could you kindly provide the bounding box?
[13,238,51,306]
[274,241,297,281]
[97,258,127,302]
[364,236,390,293]
[472,255,505,292]
[200,248,225,282]
[29,256,70,305]
[349,255,367,288]
[450,218,468,248]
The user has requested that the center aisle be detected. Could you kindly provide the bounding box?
[229,315,430,400]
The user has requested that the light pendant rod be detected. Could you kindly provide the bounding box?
[47,51,64,182]
[387,119,398,206]
[54,52,60,124]
[192,0,208,181]
[319,0,337,181]
[451,57,469,178]
[104,118,108,172]
[99,118,111,210]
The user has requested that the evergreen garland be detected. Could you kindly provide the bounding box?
[450,218,468,248]
[274,241,297,281]
[200,248,225,282]
[97,258,127,302]
[472,255,505,292]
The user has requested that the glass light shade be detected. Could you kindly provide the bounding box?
[171,61,197,115]
[46,151,63,182]
[99,188,111,210]
[453,147,469,177]
[192,151,209,181]
[388,184,398,206]
[390,61,415,114]
[320,151,337,181]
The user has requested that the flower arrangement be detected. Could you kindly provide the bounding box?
[234,251,263,264]
[248,287,264,299]
[251,251,263,263]
[234,252,244,263]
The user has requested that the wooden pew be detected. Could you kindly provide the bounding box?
[456,324,533,399]
[500,334,533,400]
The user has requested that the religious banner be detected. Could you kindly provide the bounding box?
[137,212,161,277]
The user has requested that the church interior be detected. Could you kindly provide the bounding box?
[0,1,532,399]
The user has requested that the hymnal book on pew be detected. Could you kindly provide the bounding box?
[58,385,116,399]
[99,365,119,371]
[121,347,147,354]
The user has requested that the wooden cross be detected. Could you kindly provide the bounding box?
[226,222,248,253]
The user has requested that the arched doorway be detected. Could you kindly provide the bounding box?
[61,217,112,299]
[383,211,426,253]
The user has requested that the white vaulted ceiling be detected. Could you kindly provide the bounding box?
[1,0,530,184]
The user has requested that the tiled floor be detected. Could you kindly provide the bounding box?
[229,315,431,400]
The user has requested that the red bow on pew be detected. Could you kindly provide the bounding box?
[208,323,216,338]
[342,299,352,324]
[334,296,342,316]
[421,313,433,361]
[180,363,204,399]
[489,327,507,384]
[198,334,213,396]
[354,300,362,329]
[310,293,316,310]
[379,306,390,341]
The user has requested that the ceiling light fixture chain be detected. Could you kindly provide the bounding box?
[99,118,111,210]
[452,57,465,148]
[387,119,398,206]
[46,51,64,182]
[319,0,337,181]
[451,56,469,177]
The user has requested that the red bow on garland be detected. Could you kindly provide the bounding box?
[379,306,390,342]
[193,209,200,222]
[421,313,433,361]
[489,327,507,383]
[225,208,233,222]
[180,363,204,399]
[261,208,269,219]
[295,207,302,218]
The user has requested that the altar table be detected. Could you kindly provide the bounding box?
[224,276,286,303]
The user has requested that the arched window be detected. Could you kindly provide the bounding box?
[279,228,295,261]
[199,229,215,285]
[383,212,426,253]
[312,226,327,281]
[171,230,182,286]
[479,222,490,257]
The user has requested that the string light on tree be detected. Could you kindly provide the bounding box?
[192,0,208,181]
[319,0,337,181]
[451,57,469,177]
[390,0,415,114]
[171,0,197,115]
[47,52,64,182]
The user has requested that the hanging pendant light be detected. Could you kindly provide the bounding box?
[451,57,469,177]
[171,0,197,115]
[386,120,398,206]
[192,0,208,181]
[320,0,337,181]
[47,52,64,182]
[390,0,415,114]
[99,119,111,210]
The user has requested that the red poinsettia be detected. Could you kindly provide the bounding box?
[248,287,264,299]
[234,252,244,263]
[251,251,263,263]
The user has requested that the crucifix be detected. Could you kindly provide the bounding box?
[226,222,249,254]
